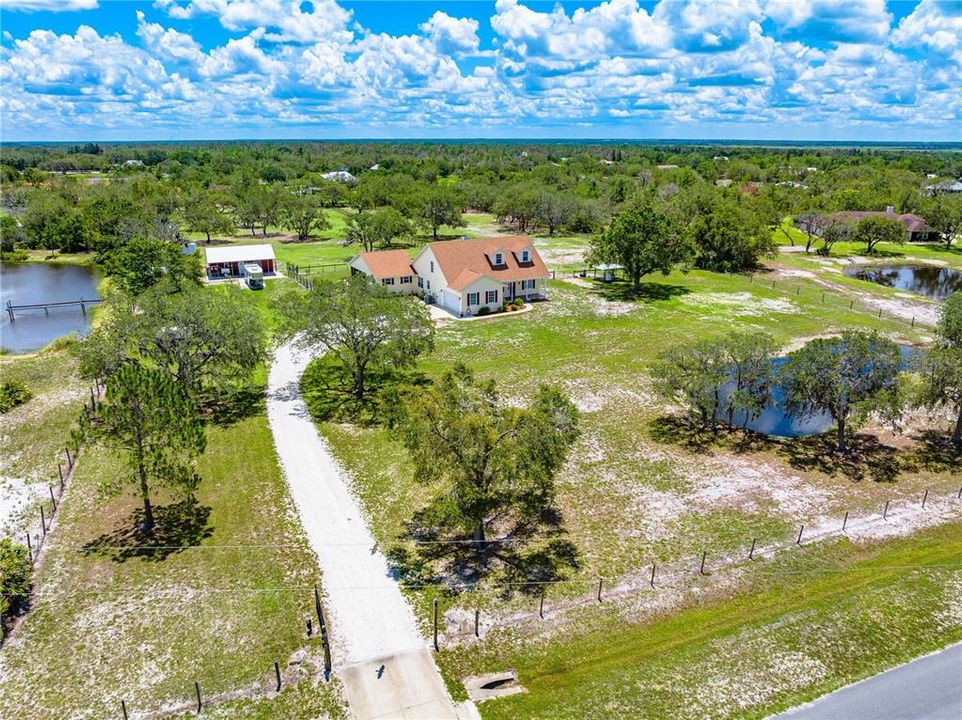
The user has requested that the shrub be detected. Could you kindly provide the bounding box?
[477,306,492,316]
[0,381,32,413]
[0,249,29,263]
[0,538,32,621]
[40,332,80,354]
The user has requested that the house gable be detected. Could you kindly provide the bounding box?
[429,236,549,288]
[348,254,371,276]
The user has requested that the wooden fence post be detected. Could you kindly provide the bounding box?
[700,551,707,575]
[842,511,848,532]
[40,506,46,537]
[121,700,128,720]
[58,463,64,489]
[796,524,804,545]
[539,592,545,619]
[650,562,656,589]
[65,446,72,469]
[48,485,56,511]
[597,577,603,602]
[748,538,756,560]
[275,660,282,692]
[474,609,480,637]
[195,681,202,712]
[883,499,890,520]
[314,585,332,678]
[433,598,439,651]
[922,489,928,509]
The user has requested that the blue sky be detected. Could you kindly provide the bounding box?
[0,0,959,141]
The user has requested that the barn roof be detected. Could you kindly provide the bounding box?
[204,244,276,264]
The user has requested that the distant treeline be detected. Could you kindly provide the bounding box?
[0,141,959,260]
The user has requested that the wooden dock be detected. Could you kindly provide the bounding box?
[5,298,101,322]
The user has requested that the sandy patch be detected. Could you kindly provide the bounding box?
[773,267,818,280]
[852,291,941,325]
[560,378,659,415]
[0,476,47,537]
[536,245,587,266]
[680,292,796,316]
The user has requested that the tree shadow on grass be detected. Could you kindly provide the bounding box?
[902,429,962,474]
[647,414,720,452]
[81,498,213,562]
[779,432,900,483]
[647,414,780,455]
[592,279,691,303]
[203,383,266,427]
[385,504,580,599]
[300,355,431,426]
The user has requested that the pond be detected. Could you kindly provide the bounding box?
[0,263,100,354]
[717,346,919,438]
[844,264,962,300]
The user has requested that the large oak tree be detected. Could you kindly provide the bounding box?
[394,364,579,544]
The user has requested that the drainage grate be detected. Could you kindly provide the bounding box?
[465,670,526,702]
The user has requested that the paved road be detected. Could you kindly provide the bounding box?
[775,643,962,720]
[268,342,464,719]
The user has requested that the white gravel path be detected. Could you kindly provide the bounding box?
[266,341,426,666]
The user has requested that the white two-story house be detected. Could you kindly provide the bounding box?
[350,236,550,317]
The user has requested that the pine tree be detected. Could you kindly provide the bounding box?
[78,364,206,533]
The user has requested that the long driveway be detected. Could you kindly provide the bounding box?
[267,342,463,719]
[774,643,962,720]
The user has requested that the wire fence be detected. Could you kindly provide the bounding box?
[429,487,962,648]
[1,485,958,717]
[549,266,936,329]
[282,261,349,290]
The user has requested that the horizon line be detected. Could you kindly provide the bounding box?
[3,137,960,148]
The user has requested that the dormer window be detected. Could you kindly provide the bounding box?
[494,252,503,265]
[521,249,530,263]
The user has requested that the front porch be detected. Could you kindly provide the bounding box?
[502,277,550,302]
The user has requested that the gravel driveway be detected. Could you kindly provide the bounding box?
[266,341,426,665]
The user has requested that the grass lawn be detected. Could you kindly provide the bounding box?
[436,521,962,719]
[207,277,295,335]
[313,270,958,625]
[0,347,87,538]
[0,411,343,719]
[13,249,98,266]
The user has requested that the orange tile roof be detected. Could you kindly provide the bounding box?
[429,236,549,291]
[356,249,414,279]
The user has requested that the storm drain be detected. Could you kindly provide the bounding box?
[464,670,526,702]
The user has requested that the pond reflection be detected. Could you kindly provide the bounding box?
[844,264,962,300]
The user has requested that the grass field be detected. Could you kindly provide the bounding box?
[0,338,343,719]
[0,347,86,539]
[315,271,958,611]
[305,223,960,714]
[436,521,962,719]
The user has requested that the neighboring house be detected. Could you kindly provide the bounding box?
[205,244,277,280]
[349,237,550,317]
[322,170,357,183]
[830,210,937,242]
[924,180,962,196]
[348,249,417,293]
